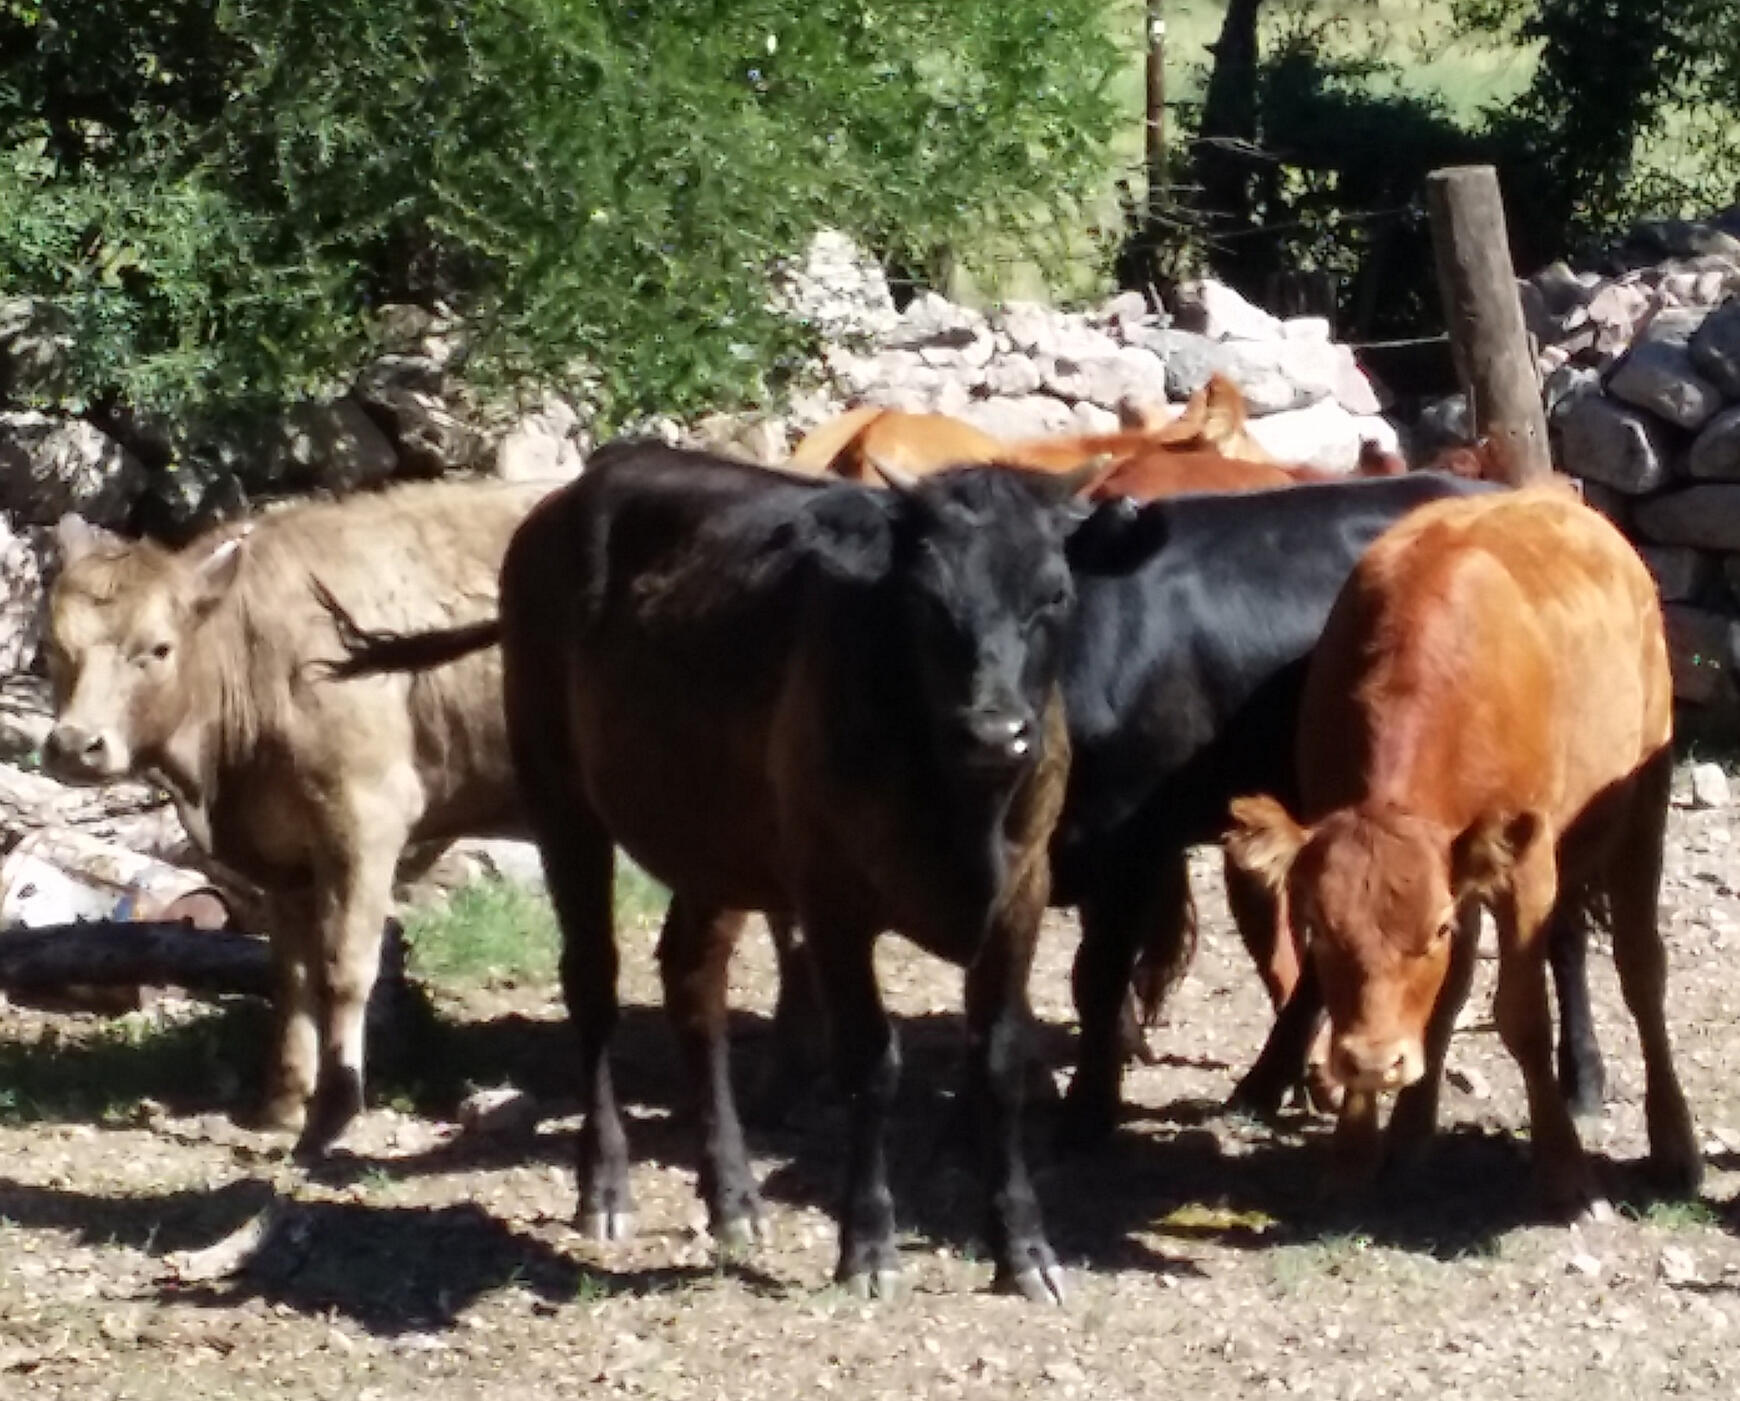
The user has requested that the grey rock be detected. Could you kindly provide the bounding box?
[1069,401,1120,435]
[1171,279,1283,341]
[1532,261,1596,316]
[1281,316,1332,344]
[1691,762,1731,810]
[1412,395,1471,456]
[1690,302,1740,400]
[1040,347,1166,408]
[1244,398,1368,472]
[685,412,787,466]
[1663,603,1740,706]
[1688,406,1740,481]
[1636,306,1711,348]
[0,297,75,404]
[1579,481,1631,530]
[996,302,1120,361]
[458,1086,540,1138]
[0,513,45,675]
[0,413,146,527]
[1545,363,1603,420]
[956,395,1076,440]
[980,353,1044,399]
[1637,543,1715,603]
[772,230,900,342]
[1556,395,1671,494]
[1606,341,1722,430]
[353,387,488,479]
[267,399,400,491]
[1149,331,1320,415]
[496,397,588,482]
[884,291,987,351]
[1636,486,1740,551]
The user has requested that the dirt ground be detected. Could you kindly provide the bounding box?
[5,774,1740,1400]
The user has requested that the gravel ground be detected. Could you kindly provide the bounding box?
[3,777,1740,1400]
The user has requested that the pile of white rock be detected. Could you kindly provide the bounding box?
[1522,204,1740,707]
[774,231,1398,470]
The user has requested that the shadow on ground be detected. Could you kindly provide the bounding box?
[4,986,1718,1319]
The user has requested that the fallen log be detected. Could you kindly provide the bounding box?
[0,917,408,1002]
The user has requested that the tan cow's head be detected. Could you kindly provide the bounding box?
[1227,795,1538,1093]
[43,516,248,783]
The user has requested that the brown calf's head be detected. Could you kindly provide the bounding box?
[43,515,248,783]
[1228,795,1538,1094]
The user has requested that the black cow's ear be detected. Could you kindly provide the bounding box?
[802,486,894,585]
[1063,496,1169,576]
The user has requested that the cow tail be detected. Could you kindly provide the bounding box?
[312,577,502,679]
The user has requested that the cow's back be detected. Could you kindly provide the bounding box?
[239,478,559,852]
[1053,473,1493,885]
[1299,487,1670,833]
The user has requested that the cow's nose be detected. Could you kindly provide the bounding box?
[44,725,107,772]
[963,711,1036,767]
[1330,1035,1415,1092]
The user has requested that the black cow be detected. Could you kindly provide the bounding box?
[328,440,1141,1303]
[1051,471,1606,1141]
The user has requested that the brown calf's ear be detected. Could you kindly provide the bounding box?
[55,514,123,566]
[1225,795,1310,892]
[1450,810,1540,897]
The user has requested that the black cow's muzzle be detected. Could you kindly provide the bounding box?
[956,709,1038,774]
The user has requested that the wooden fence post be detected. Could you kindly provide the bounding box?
[1144,1,1167,223]
[1424,165,1553,485]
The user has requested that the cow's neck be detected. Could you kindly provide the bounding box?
[144,605,272,857]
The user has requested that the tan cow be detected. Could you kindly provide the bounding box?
[43,479,557,1157]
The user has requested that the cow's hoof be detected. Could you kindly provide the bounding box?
[243,1094,308,1135]
[840,1267,903,1301]
[714,1210,769,1256]
[995,1243,1067,1305]
[581,1208,636,1243]
[1646,1148,1704,1200]
[1055,1090,1118,1153]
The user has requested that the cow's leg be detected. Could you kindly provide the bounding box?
[1387,902,1481,1166]
[1224,853,1338,1113]
[808,918,901,1297]
[1491,849,1595,1217]
[1547,897,1606,1119]
[1122,850,1196,1065]
[546,824,634,1240]
[657,898,763,1245]
[1230,957,1324,1116]
[754,914,830,1126]
[966,827,1062,1304]
[1605,752,1700,1197]
[1063,851,1181,1148]
[295,812,410,1160]
[252,890,318,1132]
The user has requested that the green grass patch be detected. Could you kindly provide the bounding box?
[403,855,670,990]
[1624,1199,1720,1232]
[0,1004,260,1126]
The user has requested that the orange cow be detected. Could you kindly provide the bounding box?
[1226,488,1700,1215]
[788,373,1279,483]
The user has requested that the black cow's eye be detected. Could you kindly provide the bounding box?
[148,642,172,662]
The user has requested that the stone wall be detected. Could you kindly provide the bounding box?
[0,231,1408,680]
[1520,204,1740,711]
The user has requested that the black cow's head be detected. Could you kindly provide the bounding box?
[802,461,1143,785]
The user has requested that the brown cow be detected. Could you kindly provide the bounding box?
[788,372,1279,482]
[1226,488,1700,1214]
[43,479,558,1157]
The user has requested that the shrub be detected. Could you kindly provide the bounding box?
[0,0,1124,428]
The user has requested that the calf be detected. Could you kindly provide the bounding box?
[43,480,555,1156]
[1227,488,1700,1212]
[330,442,1138,1302]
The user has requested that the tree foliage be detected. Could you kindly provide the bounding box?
[0,0,1123,426]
